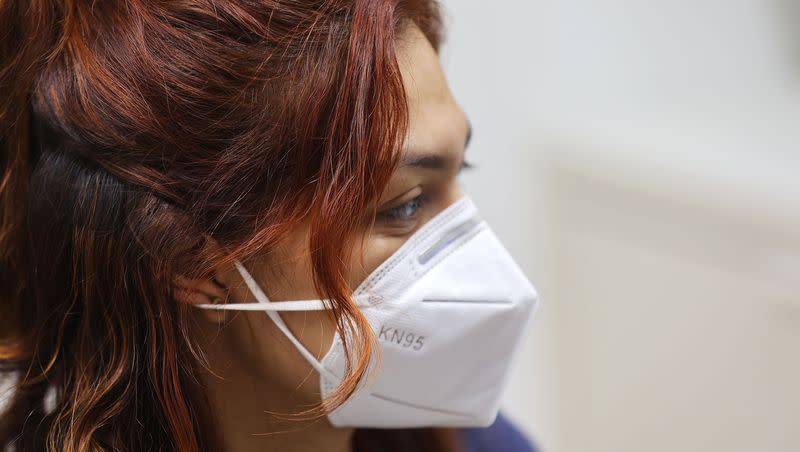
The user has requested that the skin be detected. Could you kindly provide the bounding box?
[179,23,470,452]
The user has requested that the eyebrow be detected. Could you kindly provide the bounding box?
[401,121,472,171]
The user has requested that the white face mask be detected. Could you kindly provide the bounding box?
[198,196,539,428]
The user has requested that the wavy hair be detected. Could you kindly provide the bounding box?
[0,0,459,450]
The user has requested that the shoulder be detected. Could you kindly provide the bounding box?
[459,413,537,452]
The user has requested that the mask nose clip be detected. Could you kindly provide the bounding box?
[416,215,482,265]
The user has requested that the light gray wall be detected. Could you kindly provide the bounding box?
[440,1,799,451]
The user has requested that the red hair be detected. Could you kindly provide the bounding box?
[0,0,459,450]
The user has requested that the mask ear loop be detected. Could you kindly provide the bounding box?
[196,299,333,311]
[224,259,343,381]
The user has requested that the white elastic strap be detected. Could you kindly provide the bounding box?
[195,260,373,311]
[196,295,373,311]
[224,259,342,379]
[196,299,330,311]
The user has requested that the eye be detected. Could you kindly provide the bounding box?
[378,193,429,224]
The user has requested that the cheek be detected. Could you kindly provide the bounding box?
[347,234,407,290]
[231,312,329,405]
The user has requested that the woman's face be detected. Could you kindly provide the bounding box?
[197,24,470,408]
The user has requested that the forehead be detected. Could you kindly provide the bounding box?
[396,25,468,158]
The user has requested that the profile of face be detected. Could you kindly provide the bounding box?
[181,23,471,423]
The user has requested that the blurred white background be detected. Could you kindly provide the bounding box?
[440,1,800,451]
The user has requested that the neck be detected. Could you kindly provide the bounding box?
[205,375,353,452]
[194,324,354,452]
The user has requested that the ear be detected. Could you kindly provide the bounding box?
[171,235,232,324]
[173,274,230,324]
[172,274,228,305]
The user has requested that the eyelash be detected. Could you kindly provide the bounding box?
[379,194,429,223]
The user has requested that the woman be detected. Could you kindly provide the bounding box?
[0,1,539,451]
